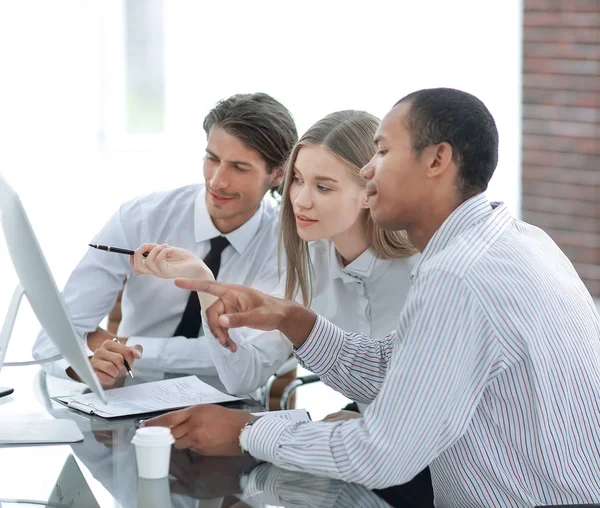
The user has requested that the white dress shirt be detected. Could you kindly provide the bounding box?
[243,194,600,506]
[33,184,282,390]
[206,239,416,395]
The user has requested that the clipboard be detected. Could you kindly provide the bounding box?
[52,375,242,418]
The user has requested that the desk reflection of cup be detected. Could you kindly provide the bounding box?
[131,427,174,479]
[137,477,172,508]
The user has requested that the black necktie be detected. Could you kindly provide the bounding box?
[173,235,230,338]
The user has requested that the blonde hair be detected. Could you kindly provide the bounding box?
[279,110,416,306]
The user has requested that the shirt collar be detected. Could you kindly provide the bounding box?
[411,193,495,279]
[194,186,265,254]
[329,241,385,282]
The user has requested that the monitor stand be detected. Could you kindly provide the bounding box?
[0,285,83,444]
[0,286,20,400]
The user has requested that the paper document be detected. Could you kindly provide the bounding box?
[53,376,241,418]
[252,409,311,422]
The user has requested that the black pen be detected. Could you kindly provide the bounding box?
[112,338,134,379]
[89,243,148,258]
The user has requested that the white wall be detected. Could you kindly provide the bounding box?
[0,0,522,416]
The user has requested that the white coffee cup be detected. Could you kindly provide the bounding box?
[131,426,174,479]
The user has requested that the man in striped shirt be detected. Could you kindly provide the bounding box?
[146,88,600,507]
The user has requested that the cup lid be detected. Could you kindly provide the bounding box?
[131,426,174,446]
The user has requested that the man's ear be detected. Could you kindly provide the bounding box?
[270,166,284,188]
[425,142,454,178]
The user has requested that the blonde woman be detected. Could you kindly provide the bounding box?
[132,111,417,411]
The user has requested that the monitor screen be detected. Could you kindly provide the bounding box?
[0,173,105,402]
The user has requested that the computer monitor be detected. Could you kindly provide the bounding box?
[0,172,106,403]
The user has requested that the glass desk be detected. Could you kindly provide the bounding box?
[0,366,419,507]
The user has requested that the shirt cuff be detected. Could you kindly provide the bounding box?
[246,415,296,464]
[43,358,72,380]
[81,335,94,358]
[293,315,345,377]
[126,336,164,370]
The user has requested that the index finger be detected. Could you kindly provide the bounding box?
[204,300,238,352]
[175,279,239,351]
[143,407,191,428]
[102,340,138,364]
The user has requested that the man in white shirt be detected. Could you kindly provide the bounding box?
[145,88,600,506]
[33,92,297,390]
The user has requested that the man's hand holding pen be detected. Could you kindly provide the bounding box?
[87,327,122,351]
[90,337,143,388]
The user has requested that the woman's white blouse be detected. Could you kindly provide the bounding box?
[205,239,417,396]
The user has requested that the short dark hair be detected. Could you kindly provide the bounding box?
[396,88,499,199]
[203,93,298,195]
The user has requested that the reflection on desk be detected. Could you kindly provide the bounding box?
[60,404,260,507]
[169,449,257,501]
[240,462,392,507]
[48,454,101,508]
[0,368,418,507]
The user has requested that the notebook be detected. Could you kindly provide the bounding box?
[53,375,241,418]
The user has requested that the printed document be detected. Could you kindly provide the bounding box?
[53,376,241,418]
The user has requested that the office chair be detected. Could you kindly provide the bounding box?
[258,356,298,410]
[279,372,320,410]
[259,356,321,411]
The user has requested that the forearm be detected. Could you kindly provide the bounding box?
[279,301,318,348]
[187,268,220,322]
[33,327,94,380]
[245,274,497,490]
[37,357,74,380]
[206,325,293,395]
[293,316,394,403]
[245,414,426,489]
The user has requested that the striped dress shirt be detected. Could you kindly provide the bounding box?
[242,463,391,507]
[244,194,600,507]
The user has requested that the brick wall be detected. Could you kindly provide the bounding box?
[522,0,600,296]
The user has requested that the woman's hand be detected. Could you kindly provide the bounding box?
[130,243,214,280]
